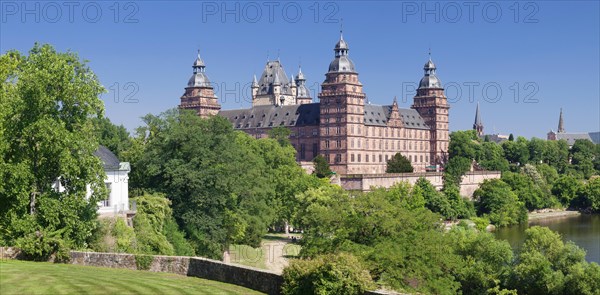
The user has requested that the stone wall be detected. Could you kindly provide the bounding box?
[68,251,282,295]
[340,171,501,199]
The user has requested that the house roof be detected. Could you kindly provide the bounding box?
[555,133,593,146]
[94,145,120,170]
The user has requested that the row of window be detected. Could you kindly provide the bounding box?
[343,153,429,164]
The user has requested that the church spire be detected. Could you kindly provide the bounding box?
[558,108,565,133]
[473,102,484,136]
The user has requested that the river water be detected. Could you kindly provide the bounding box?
[494,214,600,263]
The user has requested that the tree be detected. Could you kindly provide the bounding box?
[502,171,551,211]
[571,139,596,179]
[444,156,472,186]
[543,140,570,173]
[91,117,131,159]
[508,134,514,141]
[282,252,375,295]
[478,141,510,172]
[268,126,291,147]
[132,110,280,259]
[448,227,514,294]
[528,138,547,164]
[386,152,414,173]
[0,44,106,259]
[449,130,480,159]
[502,137,529,166]
[473,179,527,226]
[313,155,332,178]
[552,175,583,207]
[509,226,591,295]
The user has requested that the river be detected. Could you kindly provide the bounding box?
[494,214,600,263]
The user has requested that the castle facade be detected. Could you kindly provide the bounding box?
[179,33,450,174]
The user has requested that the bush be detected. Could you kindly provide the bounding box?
[134,254,154,270]
[471,217,490,232]
[16,231,70,262]
[282,252,375,295]
[386,153,414,173]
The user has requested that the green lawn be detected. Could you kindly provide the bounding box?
[0,260,263,295]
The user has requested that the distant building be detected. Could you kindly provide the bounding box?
[547,108,597,146]
[472,103,509,143]
[473,102,484,137]
[179,32,450,174]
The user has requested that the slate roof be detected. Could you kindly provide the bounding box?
[219,103,320,129]
[555,133,593,146]
[257,60,294,96]
[364,104,429,129]
[589,132,600,144]
[94,145,120,170]
[221,102,429,131]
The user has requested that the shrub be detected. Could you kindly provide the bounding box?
[282,252,375,295]
[16,231,70,262]
[134,254,154,270]
[471,217,491,232]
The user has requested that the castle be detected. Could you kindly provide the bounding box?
[179,32,450,174]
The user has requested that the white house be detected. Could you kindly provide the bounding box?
[94,145,131,214]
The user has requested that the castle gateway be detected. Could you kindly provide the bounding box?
[179,33,450,174]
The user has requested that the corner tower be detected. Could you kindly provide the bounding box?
[179,51,221,118]
[318,31,366,174]
[412,54,450,165]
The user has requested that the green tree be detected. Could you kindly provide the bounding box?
[473,179,527,226]
[502,171,554,211]
[449,130,480,159]
[502,137,529,166]
[386,152,414,173]
[282,252,375,295]
[0,44,106,258]
[91,117,131,159]
[528,137,547,164]
[132,110,278,259]
[268,126,291,147]
[448,227,514,295]
[543,140,570,173]
[571,139,596,179]
[313,154,332,178]
[552,175,583,207]
[509,226,592,295]
[478,141,510,172]
[508,134,514,141]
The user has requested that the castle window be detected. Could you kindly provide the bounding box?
[420,155,423,162]
[351,154,355,162]
[280,122,285,126]
[379,155,382,163]
[336,140,341,148]
[257,122,262,127]
[313,143,318,158]
[358,154,362,162]
[366,154,369,162]
[300,144,306,160]
[372,154,375,162]
[269,122,274,126]
[250,115,254,118]
[234,116,238,119]
[385,155,389,161]
[325,140,330,148]
[335,154,341,163]
[351,139,354,148]
[245,124,250,128]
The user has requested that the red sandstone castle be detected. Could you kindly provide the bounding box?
[179,33,449,174]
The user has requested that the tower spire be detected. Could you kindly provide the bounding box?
[473,102,484,137]
[558,108,565,133]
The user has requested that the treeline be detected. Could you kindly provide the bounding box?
[445,130,600,226]
[284,182,600,295]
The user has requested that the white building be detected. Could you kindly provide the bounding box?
[94,145,130,214]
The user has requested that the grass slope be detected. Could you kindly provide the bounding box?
[0,260,263,295]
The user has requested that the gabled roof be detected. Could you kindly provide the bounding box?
[589,132,600,144]
[219,103,320,129]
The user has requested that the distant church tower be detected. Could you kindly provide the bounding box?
[473,102,484,136]
[557,108,565,133]
[179,51,221,118]
[318,31,365,174]
[412,53,450,165]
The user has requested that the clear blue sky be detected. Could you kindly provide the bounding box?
[2,1,599,138]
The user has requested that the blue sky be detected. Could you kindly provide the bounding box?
[2,1,599,138]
